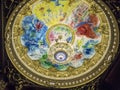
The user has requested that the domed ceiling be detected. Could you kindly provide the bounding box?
[5,0,119,88]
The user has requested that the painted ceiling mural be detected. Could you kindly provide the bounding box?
[21,0,101,71]
[5,0,119,88]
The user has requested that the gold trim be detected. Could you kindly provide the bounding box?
[5,0,119,88]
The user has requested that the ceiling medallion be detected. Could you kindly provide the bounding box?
[5,0,119,88]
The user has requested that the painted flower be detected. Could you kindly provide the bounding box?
[49,32,55,41]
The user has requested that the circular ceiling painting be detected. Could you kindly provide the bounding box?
[5,0,119,88]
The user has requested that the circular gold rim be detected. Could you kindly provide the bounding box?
[5,0,119,88]
[48,42,74,65]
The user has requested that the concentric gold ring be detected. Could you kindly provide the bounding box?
[48,42,74,65]
[5,0,119,88]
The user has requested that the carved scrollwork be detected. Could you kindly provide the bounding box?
[104,0,120,24]
[3,61,36,90]
[0,80,7,90]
